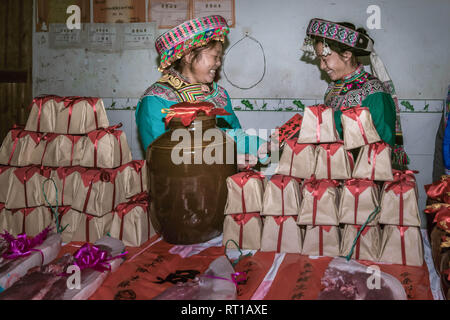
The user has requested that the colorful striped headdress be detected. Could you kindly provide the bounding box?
[155,15,230,72]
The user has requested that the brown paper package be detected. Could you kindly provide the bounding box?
[1,207,54,237]
[275,143,316,179]
[224,176,266,215]
[340,224,381,261]
[31,134,84,167]
[25,98,58,133]
[341,108,381,150]
[49,167,87,207]
[297,184,340,226]
[115,161,148,199]
[352,143,393,181]
[0,131,43,166]
[301,225,340,257]
[260,216,303,253]
[54,99,109,134]
[78,131,132,169]
[262,176,301,216]
[109,204,155,247]
[297,106,339,144]
[338,183,380,226]
[0,166,14,203]
[222,214,262,250]
[314,144,353,180]
[70,210,113,243]
[379,184,421,227]
[378,225,424,266]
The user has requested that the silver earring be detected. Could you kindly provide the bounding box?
[322,39,331,56]
[301,36,317,59]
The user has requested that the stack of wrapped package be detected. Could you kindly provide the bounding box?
[0,95,154,247]
[294,105,344,257]
[222,171,266,249]
[338,105,423,266]
[424,176,450,299]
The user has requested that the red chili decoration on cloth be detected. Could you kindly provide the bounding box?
[341,105,370,145]
[162,101,231,127]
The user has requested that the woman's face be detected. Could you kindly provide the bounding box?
[183,42,223,84]
[314,42,353,81]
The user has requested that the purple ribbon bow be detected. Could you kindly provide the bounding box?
[72,243,127,273]
[0,225,52,263]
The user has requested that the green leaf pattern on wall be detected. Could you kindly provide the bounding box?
[400,100,415,112]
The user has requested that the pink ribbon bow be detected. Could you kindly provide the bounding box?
[71,243,127,273]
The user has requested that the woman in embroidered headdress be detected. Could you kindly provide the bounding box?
[136,15,268,168]
[301,18,408,169]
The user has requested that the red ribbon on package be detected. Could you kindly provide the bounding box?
[352,225,371,260]
[319,142,344,179]
[367,141,388,180]
[273,216,294,253]
[309,105,329,143]
[162,102,231,127]
[29,95,61,133]
[397,226,409,265]
[87,123,124,168]
[304,175,340,226]
[60,96,100,134]
[117,161,146,193]
[57,166,87,206]
[341,106,370,145]
[7,127,43,166]
[286,139,314,177]
[319,225,333,256]
[114,201,149,241]
[232,213,261,248]
[385,175,416,225]
[345,179,377,224]
[13,166,51,207]
[81,168,118,214]
[230,171,265,214]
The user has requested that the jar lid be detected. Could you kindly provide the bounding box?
[161,101,231,127]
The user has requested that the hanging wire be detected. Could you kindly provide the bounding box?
[222,34,267,90]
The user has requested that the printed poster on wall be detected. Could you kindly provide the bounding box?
[192,0,235,27]
[36,0,90,32]
[93,0,146,23]
[148,0,191,29]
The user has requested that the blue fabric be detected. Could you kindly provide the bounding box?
[443,114,450,169]
[135,91,266,157]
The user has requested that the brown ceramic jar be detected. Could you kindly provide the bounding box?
[147,109,237,244]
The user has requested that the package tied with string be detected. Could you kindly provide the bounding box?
[53,96,110,134]
[49,167,88,208]
[71,168,127,216]
[338,179,380,226]
[30,133,84,167]
[0,166,15,203]
[6,166,57,209]
[297,176,341,226]
[352,141,393,181]
[297,105,339,144]
[301,225,340,257]
[425,175,450,203]
[115,161,148,198]
[275,139,316,179]
[262,175,302,216]
[224,171,266,215]
[24,95,61,133]
[378,226,424,266]
[379,170,421,227]
[62,209,113,244]
[314,142,354,180]
[340,106,381,150]
[222,213,262,250]
[340,224,382,261]
[260,216,303,253]
[2,207,57,237]
[108,193,155,247]
[0,128,44,166]
[79,124,132,169]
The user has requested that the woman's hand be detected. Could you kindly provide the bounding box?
[237,154,258,171]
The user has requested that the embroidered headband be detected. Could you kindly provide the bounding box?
[302,18,374,59]
[155,15,230,72]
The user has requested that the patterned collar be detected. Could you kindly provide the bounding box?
[336,64,366,84]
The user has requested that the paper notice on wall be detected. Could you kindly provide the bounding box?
[149,0,190,29]
[36,0,90,32]
[192,0,235,27]
[49,23,85,49]
[87,23,120,52]
[123,23,157,49]
[93,0,146,23]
